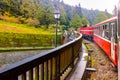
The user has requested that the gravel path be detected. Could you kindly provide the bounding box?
[84,40,118,80]
[0,50,47,70]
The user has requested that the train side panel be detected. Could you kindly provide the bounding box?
[94,34,118,66]
[93,16,118,67]
[79,16,118,67]
[94,34,111,57]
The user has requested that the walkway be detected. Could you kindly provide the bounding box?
[67,44,88,80]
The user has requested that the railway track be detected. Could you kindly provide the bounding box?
[84,39,118,80]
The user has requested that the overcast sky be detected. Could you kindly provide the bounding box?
[63,0,119,14]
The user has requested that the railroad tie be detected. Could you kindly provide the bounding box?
[84,42,90,44]
[85,68,96,72]
[88,49,94,53]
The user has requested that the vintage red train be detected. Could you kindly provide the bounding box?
[79,16,118,67]
[79,25,94,41]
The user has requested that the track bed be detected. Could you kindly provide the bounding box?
[84,40,118,80]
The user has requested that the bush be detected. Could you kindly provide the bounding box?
[0,32,61,47]
[18,16,26,24]
[0,15,20,23]
[25,18,40,26]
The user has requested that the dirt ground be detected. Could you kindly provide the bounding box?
[84,40,118,80]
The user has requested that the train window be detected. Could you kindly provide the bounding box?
[94,27,96,34]
[96,26,98,35]
[96,27,98,34]
[110,22,117,43]
[101,25,104,37]
[97,27,99,35]
[103,25,105,30]
[110,23,113,37]
[104,23,110,40]
[98,26,101,35]
[104,25,107,29]
[95,27,96,34]
[99,26,101,36]
[113,22,117,43]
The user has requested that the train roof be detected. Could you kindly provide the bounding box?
[94,16,117,26]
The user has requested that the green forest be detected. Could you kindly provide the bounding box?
[0,0,115,29]
[0,0,88,29]
[0,0,116,48]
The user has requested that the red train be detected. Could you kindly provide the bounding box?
[79,16,118,67]
[79,25,94,41]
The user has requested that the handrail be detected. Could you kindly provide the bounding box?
[0,33,82,80]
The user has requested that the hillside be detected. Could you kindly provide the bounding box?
[0,20,54,34]
[0,0,113,29]
[82,8,100,24]
[0,21,61,48]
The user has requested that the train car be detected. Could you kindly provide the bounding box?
[79,25,94,41]
[79,16,118,67]
[94,16,118,67]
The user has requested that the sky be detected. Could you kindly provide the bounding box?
[63,0,119,14]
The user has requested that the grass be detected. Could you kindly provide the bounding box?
[0,20,55,34]
[0,46,54,52]
[0,20,60,50]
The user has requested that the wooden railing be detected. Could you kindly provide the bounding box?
[0,33,82,80]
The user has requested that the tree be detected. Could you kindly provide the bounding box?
[70,14,82,30]
[0,0,10,15]
[59,3,67,25]
[20,0,37,18]
[93,12,108,24]
[81,16,89,26]
[105,9,112,18]
[39,0,55,28]
[113,5,117,16]
[76,3,83,17]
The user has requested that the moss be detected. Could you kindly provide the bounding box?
[91,59,95,67]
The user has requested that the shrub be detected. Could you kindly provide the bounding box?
[25,18,40,26]
[18,16,26,24]
[0,15,20,23]
[0,32,61,47]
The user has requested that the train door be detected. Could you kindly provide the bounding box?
[110,23,115,60]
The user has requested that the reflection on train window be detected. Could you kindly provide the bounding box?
[97,26,99,35]
[94,27,96,34]
[96,27,98,34]
[113,22,117,43]
[102,25,105,37]
[99,26,101,36]
[110,22,117,43]
[104,23,110,40]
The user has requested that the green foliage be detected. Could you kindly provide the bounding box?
[59,4,67,25]
[0,0,113,30]
[0,32,61,47]
[81,16,89,25]
[0,13,20,23]
[70,14,82,30]
[0,20,61,47]
[93,12,109,24]
[60,14,67,25]
[82,9,99,25]
[25,18,40,26]
[20,0,37,18]
[0,20,54,34]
